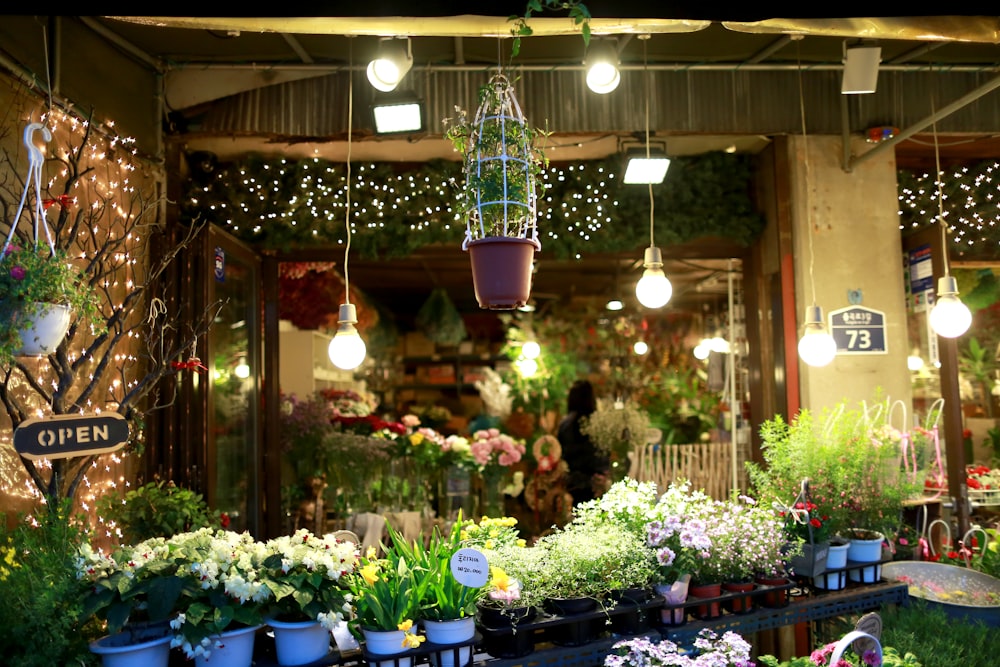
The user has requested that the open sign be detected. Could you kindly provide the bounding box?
[14,413,129,460]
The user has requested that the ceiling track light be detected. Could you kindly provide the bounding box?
[371,91,424,134]
[841,39,881,95]
[928,94,972,339]
[585,38,621,94]
[367,37,413,92]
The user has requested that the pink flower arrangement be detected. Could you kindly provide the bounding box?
[469,428,526,469]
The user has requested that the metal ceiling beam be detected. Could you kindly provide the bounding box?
[844,72,1000,172]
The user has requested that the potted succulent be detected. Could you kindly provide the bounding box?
[444,74,546,310]
[0,242,102,364]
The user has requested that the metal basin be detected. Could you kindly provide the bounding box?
[883,561,1000,627]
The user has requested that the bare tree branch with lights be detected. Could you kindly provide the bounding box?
[0,104,221,502]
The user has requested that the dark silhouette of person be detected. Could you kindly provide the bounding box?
[557,379,609,505]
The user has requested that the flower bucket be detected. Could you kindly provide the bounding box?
[789,541,830,578]
[14,302,70,356]
[655,575,691,625]
[195,624,262,667]
[268,617,331,666]
[423,617,475,667]
[847,531,885,583]
[466,237,539,310]
[814,540,849,591]
[89,631,171,667]
[363,627,415,667]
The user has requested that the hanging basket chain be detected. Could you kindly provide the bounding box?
[2,122,59,262]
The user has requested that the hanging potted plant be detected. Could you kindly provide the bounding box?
[0,242,101,364]
[445,75,547,310]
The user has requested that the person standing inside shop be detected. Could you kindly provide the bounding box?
[557,379,609,505]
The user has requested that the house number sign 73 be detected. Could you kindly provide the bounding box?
[828,306,888,355]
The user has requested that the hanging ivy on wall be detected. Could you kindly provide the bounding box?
[180,151,766,258]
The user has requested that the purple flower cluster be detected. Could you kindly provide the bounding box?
[606,629,755,667]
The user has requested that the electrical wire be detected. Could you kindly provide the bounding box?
[344,38,353,305]
[796,42,818,308]
[930,94,951,279]
[641,34,654,249]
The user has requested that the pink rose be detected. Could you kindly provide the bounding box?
[10,265,25,280]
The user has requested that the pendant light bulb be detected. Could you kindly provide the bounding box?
[521,340,541,360]
[328,303,367,370]
[929,275,972,338]
[797,305,837,367]
[635,247,672,309]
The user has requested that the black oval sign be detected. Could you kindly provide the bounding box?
[14,413,129,460]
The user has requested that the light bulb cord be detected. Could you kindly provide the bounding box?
[642,34,655,249]
[344,38,354,305]
[796,43,818,308]
[930,94,950,279]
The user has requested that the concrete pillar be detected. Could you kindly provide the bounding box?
[790,134,912,413]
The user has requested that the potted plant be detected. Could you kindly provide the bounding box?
[164,528,269,665]
[259,528,360,666]
[95,479,226,544]
[444,75,546,310]
[0,242,102,364]
[344,539,428,667]
[468,427,527,518]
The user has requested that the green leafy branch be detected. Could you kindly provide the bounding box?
[509,1,592,57]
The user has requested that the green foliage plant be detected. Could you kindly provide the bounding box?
[0,500,101,667]
[746,398,921,539]
[387,510,485,621]
[880,600,1000,667]
[96,479,223,543]
[509,1,591,58]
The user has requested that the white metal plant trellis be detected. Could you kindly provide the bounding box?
[2,122,58,258]
[461,74,540,250]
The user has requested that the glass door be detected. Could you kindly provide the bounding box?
[205,226,262,534]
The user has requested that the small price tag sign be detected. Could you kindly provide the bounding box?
[450,548,489,588]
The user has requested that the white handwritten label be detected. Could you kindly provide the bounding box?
[450,548,488,588]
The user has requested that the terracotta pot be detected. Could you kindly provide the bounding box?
[754,575,791,609]
[466,237,539,310]
[688,581,723,620]
[722,580,756,614]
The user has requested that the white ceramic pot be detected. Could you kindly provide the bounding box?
[268,617,331,666]
[423,616,475,667]
[363,627,414,667]
[14,302,70,356]
[814,540,849,591]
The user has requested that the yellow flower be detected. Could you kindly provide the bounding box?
[489,566,514,592]
[484,539,494,550]
[366,546,378,560]
[360,563,380,586]
[460,530,469,540]
[516,538,526,548]
[397,620,414,633]
[409,433,424,446]
[402,633,426,649]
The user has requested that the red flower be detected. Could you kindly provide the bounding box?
[810,518,822,529]
[219,512,231,528]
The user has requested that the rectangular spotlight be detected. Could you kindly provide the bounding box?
[842,42,881,94]
[623,151,671,184]
[372,98,424,134]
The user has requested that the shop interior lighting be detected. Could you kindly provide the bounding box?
[633,35,672,309]
[366,37,413,92]
[372,93,424,134]
[585,39,621,94]
[329,42,368,370]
